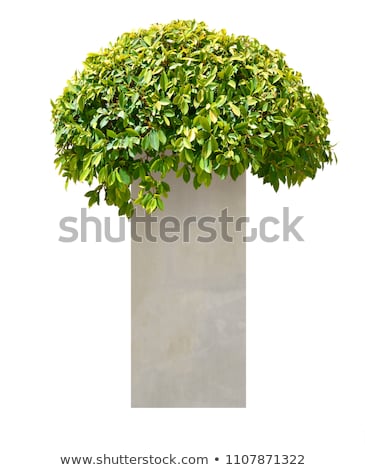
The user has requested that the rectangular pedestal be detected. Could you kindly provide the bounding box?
[131,173,246,407]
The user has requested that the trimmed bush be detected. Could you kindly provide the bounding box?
[51,20,335,217]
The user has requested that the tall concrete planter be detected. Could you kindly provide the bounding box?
[131,174,246,407]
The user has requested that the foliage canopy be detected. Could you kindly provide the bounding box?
[51,20,335,217]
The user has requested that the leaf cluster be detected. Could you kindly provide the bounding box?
[51,20,335,216]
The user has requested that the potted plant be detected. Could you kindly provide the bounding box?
[51,20,335,407]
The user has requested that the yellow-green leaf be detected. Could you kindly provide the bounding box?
[229,102,241,117]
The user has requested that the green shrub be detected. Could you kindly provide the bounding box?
[51,19,335,217]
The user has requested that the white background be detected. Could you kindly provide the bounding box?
[1,0,364,468]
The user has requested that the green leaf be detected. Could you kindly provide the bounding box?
[141,134,151,151]
[215,95,227,108]
[200,171,212,187]
[108,170,116,185]
[143,69,152,85]
[252,159,260,172]
[125,202,134,218]
[210,135,218,151]
[183,148,194,163]
[119,169,131,185]
[150,159,161,172]
[284,118,295,126]
[230,165,239,180]
[160,71,168,91]
[158,129,167,145]
[100,116,109,128]
[125,128,139,137]
[94,128,105,139]
[209,109,218,124]
[159,98,171,106]
[131,93,139,105]
[259,132,271,138]
[118,93,125,108]
[156,198,165,210]
[204,159,212,173]
[93,153,102,166]
[200,116,211,132]
[79,167,90,181]
[187,128,196,142]
[160,181,170,194]
[98,166,108,183]
[197,89,205,104]
[77,96,85,112]
[201,139,212,159]
[143,35,152,46]
[228,102,241,117]
[149,131,159,151]
[179,97,189,115]
[286,139,293,151]
[85,189,100,208]
[107,129,118,138]
[246,96,257,106]
[146,197,157,214]
[176,166,184,178]
[183,166,190,183]
[164,109,175,117]
[193,175,201,189]
[204,68,217,86]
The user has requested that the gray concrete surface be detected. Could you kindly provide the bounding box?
[131,173,246,407]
